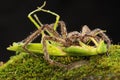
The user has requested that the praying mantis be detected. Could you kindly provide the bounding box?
[7,2,111,68]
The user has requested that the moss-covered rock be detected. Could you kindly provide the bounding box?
[0,44,120,80]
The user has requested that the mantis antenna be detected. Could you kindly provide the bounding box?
[28,1,60,30]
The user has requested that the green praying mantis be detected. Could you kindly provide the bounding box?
[7,2,111,68]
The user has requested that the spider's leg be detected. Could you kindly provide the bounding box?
[88,28,111,55]
[81,34,98,45]
[47,21,67,39]
[42,35,67,67]
[81,25,91,36]
[81,25,101,43]
[89,29,111,48]
[80,25,92,43]
[22,26,45,56]
[58,21,67,39]
[45,24,60,38]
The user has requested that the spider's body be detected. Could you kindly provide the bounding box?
[44,22,110,48]
[43,22,89,48]
[64,31,81,46]
[22,21,111,68]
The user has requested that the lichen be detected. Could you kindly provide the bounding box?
[0,44,120,80]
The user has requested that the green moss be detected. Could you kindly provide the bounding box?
[0,44,120,80]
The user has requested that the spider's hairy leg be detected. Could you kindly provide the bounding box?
[80,25,92,43]
[88,28,111,55]
[58,21,68,39]
[47,21,68,39]
[81,25,91,36]
[89,28,111,48]
[22,26,46,56]
[45,24,60,38]
[42,35,67,67]
[81,26,103,42]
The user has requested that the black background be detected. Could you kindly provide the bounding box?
[0,0,120,62]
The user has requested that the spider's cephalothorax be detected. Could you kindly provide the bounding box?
[22,21,111,68]
[64,31,82,46]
